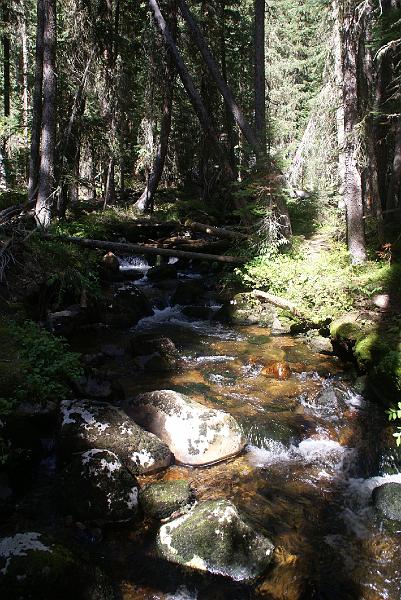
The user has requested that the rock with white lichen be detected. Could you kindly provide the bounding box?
[60,449,140,522]
[129,390,246,466]
[58,399,172,475]
[139,480,194,520]
[156,500,274,581]
[0,532,114,599]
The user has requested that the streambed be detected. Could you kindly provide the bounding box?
[53,257,401,598]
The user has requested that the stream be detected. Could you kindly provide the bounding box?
[43,256,401,599]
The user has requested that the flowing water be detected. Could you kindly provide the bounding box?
[71,257,401,600]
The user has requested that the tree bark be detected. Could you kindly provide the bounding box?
[254,0,266,151]
[28,0,44,203]
[386,117,401,212]
[341,5,366,264]
[147,0,234,178]
[185,220,248,240]
[179,0,262,157]
[35,0,56,229]
[2,1,10,118]
[43,234,248,264]
[135,0,178,212]
[20,6,29,146]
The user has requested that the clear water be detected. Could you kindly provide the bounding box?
[71,256,401,600]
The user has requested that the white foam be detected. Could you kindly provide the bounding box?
[118,255,150,272]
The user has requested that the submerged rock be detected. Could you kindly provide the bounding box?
[156,500,274,581]
[60,449,140,522]
[0,532,114,599]
[59,399,172,475]
[129,390,246,466]
[372,482,401,523]
[139,480,193,520]
[131,334,180,371]
[261,361,291,380]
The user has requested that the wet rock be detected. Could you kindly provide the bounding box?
[239,415,301,448]
[261,361,291,380]
[147,264,177,281]
[60,449,139,522]
[102,286,153,328]
[131,334,180,372]
[156,500,274,581]
[372,482,401,523]
[303,333,333,355]
[129,390,246,466]
[139,480,193,520]
[74,375,123,402]
[182,306,212,320]
[228,293,278,327]
[0,532,114,600]
[171,281,205,306]
[47,304,84,336]
[59,399,172,475]
[101,252,121,281]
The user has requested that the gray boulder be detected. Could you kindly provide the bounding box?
[59,399,172,475]
[139,480,193,520]
[156,500,274,581]
[131,334,180,371]
[0,532,114,600]
[60,449,140,522]
[372,482,401,522]
[129,390,246,466]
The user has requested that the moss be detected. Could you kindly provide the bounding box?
[140,480,193,520]
[354,333,380,367]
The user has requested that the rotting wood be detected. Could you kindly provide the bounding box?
[252,289,312,323]
[43,234,247,264]
[185,221,248,241]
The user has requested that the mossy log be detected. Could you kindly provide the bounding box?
[185,220,248,241]
[43,234,247,264]
[252,289,312,324]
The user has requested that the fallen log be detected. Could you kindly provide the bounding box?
[43,234,247,264]
[0,198,36,224]
[252,289,312,323]
[185,220,248,241]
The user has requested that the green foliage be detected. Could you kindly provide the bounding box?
[0,318,82,414]
[386,403,401,447]
[28,236,102,307]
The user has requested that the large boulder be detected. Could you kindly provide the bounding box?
[0,532,114,600]
[156,500,274,582]
[129,390,246,466]
[101,286,153,328]
[147,264,177,281]
[171,281,204,306]
[139,480,193,520]
[60,449,140,522]
[372,482,401,523]
[59,399,172,475]
[130,334,180,371]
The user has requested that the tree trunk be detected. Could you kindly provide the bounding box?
[43,234,248,264]
[179,0,262,157]
[20,7,29,147]
[219,1,237,174]
[135,0,178,212]
[103,157,116,209]
[341,6,366,264]
[254,0,266,152]
[386,117,401,212]
[28,0,44,203]
[147,0,234,178]
[2,1,10,118]
[35,0,56,229]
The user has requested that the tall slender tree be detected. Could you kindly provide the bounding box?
[254,0,266,151]
[35,0,56,228]
[28,0,44,203]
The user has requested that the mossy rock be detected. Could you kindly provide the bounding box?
[372,483,401,526]
[228,293,277,327]
[139,480,193,520]
[0,532,114,599]
[330,312,377,342]
[156,500,274,582]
